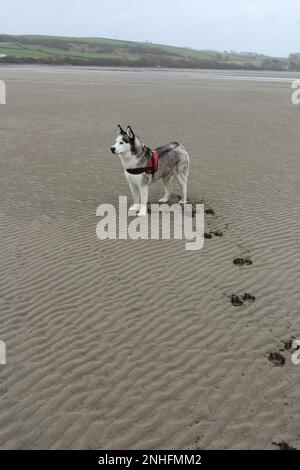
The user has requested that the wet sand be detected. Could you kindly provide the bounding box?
[0,67,300,449]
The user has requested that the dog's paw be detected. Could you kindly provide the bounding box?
[178,199,187,204]
[129,204,139,212]
[137,206,147,217]
[159,197,169,203]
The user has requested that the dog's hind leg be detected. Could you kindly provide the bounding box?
[159,176,173,203]
[174,172,187,204]
[174,153,189,204]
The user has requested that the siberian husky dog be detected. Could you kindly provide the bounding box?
[111,125,189,216]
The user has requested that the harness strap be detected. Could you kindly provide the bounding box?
[126,167,149,175]
[126,151,159,176]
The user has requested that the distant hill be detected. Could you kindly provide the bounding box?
[0,34,295,70]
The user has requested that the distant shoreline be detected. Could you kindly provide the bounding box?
[0,58,294,72]
[1,64,299,83]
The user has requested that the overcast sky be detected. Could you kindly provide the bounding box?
[1,0,299,57]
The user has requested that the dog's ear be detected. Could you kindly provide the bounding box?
[118,124,126,135]
[126,126,135,140]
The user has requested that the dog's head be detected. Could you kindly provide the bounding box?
[111,125,144,156]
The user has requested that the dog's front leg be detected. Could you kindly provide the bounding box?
[127,177,140,213]
[138,185,148,217]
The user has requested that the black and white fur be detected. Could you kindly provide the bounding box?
[111,125,189,216]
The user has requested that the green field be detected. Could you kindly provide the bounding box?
[0,34,293,70]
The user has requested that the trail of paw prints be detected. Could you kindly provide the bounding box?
[168,196,228,237]
[267,336,300,368]
[204,205,228,239]
[233,257,252,266]
[233,242,253,267]
[268,352,286,367]
[229,293,256,307]
[204,230,224,239]
[232,236,254,267]
[200,203,228,239]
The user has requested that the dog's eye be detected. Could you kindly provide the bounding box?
[120,142,124,145]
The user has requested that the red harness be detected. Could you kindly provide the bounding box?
[125,150,159,176]
[145,150,159,175]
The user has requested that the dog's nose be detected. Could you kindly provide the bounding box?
[111,147,115,154]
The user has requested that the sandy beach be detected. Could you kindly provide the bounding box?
[0,66,300,450]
